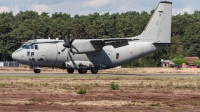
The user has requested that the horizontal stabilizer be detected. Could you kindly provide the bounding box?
[153,43,176,46]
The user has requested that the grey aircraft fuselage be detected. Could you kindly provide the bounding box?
[15,40,165,68]
[12,1,172,74]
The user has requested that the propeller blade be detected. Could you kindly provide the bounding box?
[69,39,75,46]
[64,38,67,43]
[62,36,67,43]
[67,30,70,41]
[61,47,66,52]
[63,30,74,48]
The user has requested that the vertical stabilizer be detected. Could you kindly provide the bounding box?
[140,1,172,43]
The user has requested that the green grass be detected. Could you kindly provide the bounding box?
[150,103,161,107]
[0,83,5,87]
[110,82,119,90]
[40,82,49,87]
[0,76,200,91]
[76,89,87,94]
[174,84,196,90]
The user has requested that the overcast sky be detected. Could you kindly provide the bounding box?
[0,0,199,16]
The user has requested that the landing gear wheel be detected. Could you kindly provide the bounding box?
[78,69,87,74]
[34,69,41,74]
[67,68,74,74]
[91,68,98,74]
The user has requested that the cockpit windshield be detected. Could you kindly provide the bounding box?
[21,44,30,49]
[21,44,36,49]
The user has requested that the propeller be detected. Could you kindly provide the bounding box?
[62,30,75,52]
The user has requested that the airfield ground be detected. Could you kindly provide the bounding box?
[1,67,200,74]
[0,68,199,111]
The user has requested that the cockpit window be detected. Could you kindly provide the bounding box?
[30,45,34,49]
[35,45,38,50]
[21,45,30,49]
[21,45,27,49]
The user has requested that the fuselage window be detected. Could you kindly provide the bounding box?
[31,52,34,57]
[27,51,30,56]
[35,45,38,50]
[116,53,119,59]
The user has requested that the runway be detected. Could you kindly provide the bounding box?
[0,73,200,78]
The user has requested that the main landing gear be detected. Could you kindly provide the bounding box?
[78,68,87,74]
[67,68,74,74]
[67,68,99,74]
[78,68,98,74]
[91,68,98,74]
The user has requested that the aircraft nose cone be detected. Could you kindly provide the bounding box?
[12,52,17,61]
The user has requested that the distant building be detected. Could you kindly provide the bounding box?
[184,57,199,65]
[162,60,174,67]
[0,62,3,67]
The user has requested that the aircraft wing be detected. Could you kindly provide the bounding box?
[70,38,139,54]
[90,38,138,44]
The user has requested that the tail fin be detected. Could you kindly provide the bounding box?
[140,1,172,43]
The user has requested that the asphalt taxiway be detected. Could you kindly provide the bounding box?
[0,73,199,78]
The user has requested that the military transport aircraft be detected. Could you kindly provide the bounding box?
[12,1,172,74]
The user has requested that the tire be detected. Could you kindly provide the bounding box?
[78,69,87,74]
[67,68,74,74]
[91,68,98,74]
[34,69,41,73]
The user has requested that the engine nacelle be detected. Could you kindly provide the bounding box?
[71,40,104,54]
[65,61,107,69]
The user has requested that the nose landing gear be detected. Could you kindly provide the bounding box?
[34,69,41,73]
[32,66,41,74]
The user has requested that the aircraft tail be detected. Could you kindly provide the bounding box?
[139,1,172,43]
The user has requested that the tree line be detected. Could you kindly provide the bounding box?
[0,10,200,67]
